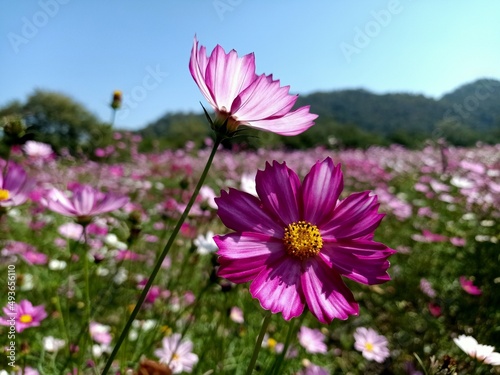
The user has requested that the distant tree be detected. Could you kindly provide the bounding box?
[0,90,112,156]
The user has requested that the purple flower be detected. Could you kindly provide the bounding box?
[190,36,318,136]
[214,158,395,323]
[41,184,129,224]
[0,161,35,208]
[154,333,199,373]
[354,327,390,363]
[298,326,327,354]
[0,299,47,333]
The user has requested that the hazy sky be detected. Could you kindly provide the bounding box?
[2,1,500,130]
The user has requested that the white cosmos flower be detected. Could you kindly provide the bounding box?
[193,231,218,255]
[453,335,500,365]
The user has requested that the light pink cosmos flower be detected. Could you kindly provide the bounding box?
[353,327,390,363]
[190,36,318,136]
[0,299,47,333]
[41,184,129,224]
[419,278,436,298]
[214,158,395,324]
[0,161,35,208]
[296,363,329,375]
[229,306,244,324]
[2,241,48,265]
[453,335,500,365]
[89,321,112,345]
[297,326,327,354]
[23,140,54,159]
[154,333,199,374]
[459,276,482,295]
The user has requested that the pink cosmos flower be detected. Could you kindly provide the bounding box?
[0,299,47,333]
[0,161,35,208]
[41,184,129,224]
[89,321,112,345]
[2,241,47,265]
[214,158,395,324]
[419,278,436,298]
[296,363,329,375]
[154,333,199,374]
[459,276,482,295]
[190,36,318,136]
[297,326,327,354]
[229,306,244,324]
[353,327,390,363]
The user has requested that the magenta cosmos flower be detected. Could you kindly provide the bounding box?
[459,276,482,295]
[189,36,318,136]
[0,299,47,333]
[41,184,129,224]
[0,161,35,208]
[214,158,395,324]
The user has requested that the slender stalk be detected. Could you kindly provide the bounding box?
[269,313,304,375]
[101,137,222,374]
[245,311,273,375]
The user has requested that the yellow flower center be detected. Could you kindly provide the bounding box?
[19,314,33,324]
[267,338,277,351]
[364,342,374,352]
[0,189,10,201]
[283,221,323,260]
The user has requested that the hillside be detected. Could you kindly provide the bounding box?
[139,78,500,149]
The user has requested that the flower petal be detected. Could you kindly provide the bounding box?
[73,185,98,216]
[301,158,343,226]
[94,193,129,215]
[249,258,305,320]
[42,189,78,216]
[231,74,297,120]
[205,44,256,111]
[245,106,318,136]
[322,191,384,240]
[301,258,359,323]
[215,233,283,283]
[321,240,395,284]
[255,161,300,225]
[215,188,283,237]
[189,36,217,109]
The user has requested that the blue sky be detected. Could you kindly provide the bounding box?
[2,0,500,130]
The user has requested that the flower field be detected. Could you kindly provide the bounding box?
[0,136,499,374]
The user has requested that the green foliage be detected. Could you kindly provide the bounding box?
[0,89,113,156]
[139,79,500,150]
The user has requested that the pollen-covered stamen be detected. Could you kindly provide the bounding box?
[0,189,10,201]
[20,314,33,324]
[283,221,323,260]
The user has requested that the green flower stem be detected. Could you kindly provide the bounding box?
[101,136,222,374]
[269,313,304,375]
[245,311,273,375]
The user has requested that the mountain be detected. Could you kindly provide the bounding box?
[139,78,500,149]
